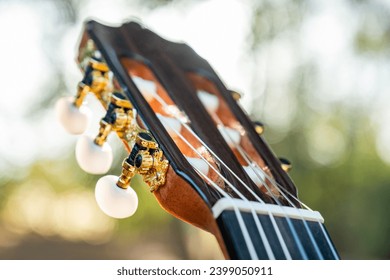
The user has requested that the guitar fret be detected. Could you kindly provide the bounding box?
[216,206,338,260]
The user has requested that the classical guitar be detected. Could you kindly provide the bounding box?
[56,20,340,260]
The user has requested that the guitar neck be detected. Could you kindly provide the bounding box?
[73,20,340,260]
[214,198,339,260]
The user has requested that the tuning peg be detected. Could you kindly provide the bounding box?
[117,132,168,192]
[253,121,265,135]
[94,131,169,218]
[75,92,136,174]
[279,157,292,172]
[95,175,138,218]
[75,134,113,174]
[55,96,91,134]
[56,53,114,134]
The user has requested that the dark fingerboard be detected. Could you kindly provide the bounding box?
[217,210,339,260]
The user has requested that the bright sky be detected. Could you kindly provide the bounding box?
[0,0,389,174]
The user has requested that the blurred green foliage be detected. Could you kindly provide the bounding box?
[248,0,390,259]
[0,0,389,260]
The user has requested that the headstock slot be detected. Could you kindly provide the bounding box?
[122,26,298,204]
[185,73,284,200]
[87,20,274,205]
[118,56,268,203]
[122,31,298,202]
[189,72,298,206]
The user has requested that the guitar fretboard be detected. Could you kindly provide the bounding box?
[214,198,339,260]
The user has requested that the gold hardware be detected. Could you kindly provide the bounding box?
[231,90,241,101]
[94,92,137,146]
[135,150,154,173]
[116,132,169,192]
[90,64,112,106]
[111,93,132,109]
[135,132,158,150]
[254,121,264,135]
[74,83,91,108]
[117,160,137,189]
[94,120,112,146]
[77,40,169,192]
[279,157,292,173]
[73,53,112,109]
[91,60,109,72]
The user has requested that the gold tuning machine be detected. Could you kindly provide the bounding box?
[57,43,113,136]
[94,92,136,146]
[73,53,112,109]
[117,132,169,192]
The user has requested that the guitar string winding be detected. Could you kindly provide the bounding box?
[212,109,338,259]
[163,116,278,259]
[131,76,336,259]
[141,87,293,259]
[211,112,323,259]
[188,97,337,259]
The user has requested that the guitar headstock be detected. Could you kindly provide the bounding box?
[56,20,308,258]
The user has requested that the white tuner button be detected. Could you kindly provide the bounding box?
[75,135,113,174]
[186,156,210,176]
[156,113,182,135]
[55,96,91,135]
[132,76,157,102]
[243,165,266,186]
[197,90,219,113]
[218,125,241,148]
[95,175,138,219]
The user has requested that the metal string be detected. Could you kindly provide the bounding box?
[212,112,324,259]
[135,83,295,259]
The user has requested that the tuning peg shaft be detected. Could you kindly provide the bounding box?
[253,121,265,135]
[75,92,135,174]
[230,90,242,101]
[94,131,168,219]
[279,157,292,172]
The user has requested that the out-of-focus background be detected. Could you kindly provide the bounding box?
[0,0,389,259]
